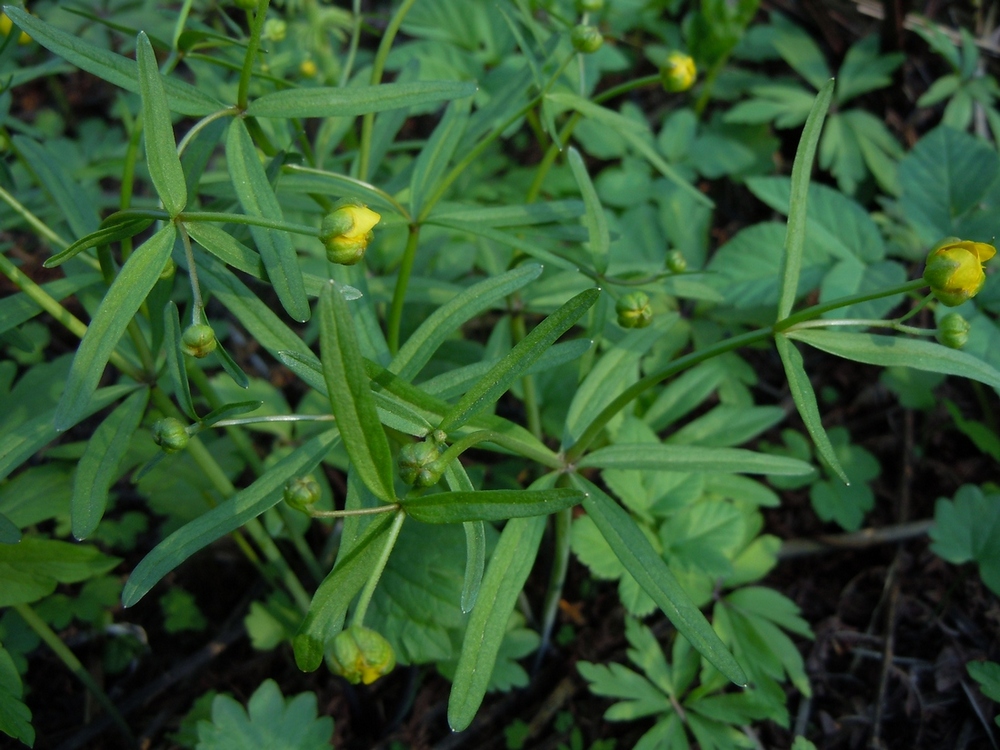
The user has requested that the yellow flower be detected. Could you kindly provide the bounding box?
[661,51,696,93]
[299,59,317,78]
[327,626,396,685]
[923,238,996,307]
[319,200,381,265]
[1,12,32,45]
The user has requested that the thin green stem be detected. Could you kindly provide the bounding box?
[785,318,935,336]
[433,429,561,471]
[0,183,69,249]
[14,603,136,746]
[210,414,336,428]
[308,503,400,519]
[358,0,418,180]
[120,115,144,211]
[179,211,320,236]
[896,292,934,324]
[534,505,572,669]
[774,279,928,332]
[351,510,406,627]
[176,108,239,157]
[171,0,195,50]
[237,0,271,111]
[178,225,206,324]
[387,223,421,354]
[339,0,363,87]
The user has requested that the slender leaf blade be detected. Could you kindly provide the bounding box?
[567,146,610,274]
[43,218,153,268]
[246,80,477,118]
[578,444,814,475]
[410,99,469,217]
[55,223,176,431]
[402,488,583,524]
[164,302,197,420]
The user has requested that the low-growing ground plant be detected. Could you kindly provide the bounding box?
[0,1,999,748]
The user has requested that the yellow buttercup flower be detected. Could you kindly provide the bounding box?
[319,200,381,265]
[923,238,995,307]
[661,51,696,93]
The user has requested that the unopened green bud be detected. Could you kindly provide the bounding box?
[284,475,321,512]
[181,324,217,358]
[923,238,996,307]
[398,441,442,488]
[320,200,381,266]
[666,249,687,274]
[152,418,189,453]
[575,0,604,12]
[661,51,697,93]
[616,292,653,329]
[327,626,396,685]
[571,24,603,54]
[263,18,287,42]
[937,312,971,349]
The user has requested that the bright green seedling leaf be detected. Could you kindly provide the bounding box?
[54,223,175,431]
[438,288,599,432]
[775,335,848,483]
[0,514,20,544]
[196,679,333,750]
[136,32,186,217]
[410,99,470,217]
[0,645,33,746]
[402,488,583,524]
[293,511,396,671]
[571,475,748,687]
[930,485,1000,595]
[967,660,1000,726]
[71,388,149,540]
[788,330,1000,389]
[160,586,207,633]
[579,443,813,476]
[226,119,310,323]
[3,7,223,116]
[0,537,120,607]
[320,282,396,505]
[391,263,543,382]
[246,80,477,118]
[567,147,610,274]
[164,302,197,420]
[123,429,339,607]
[448,515,545,731]
[777,79,834,321]
[43,216,154,268]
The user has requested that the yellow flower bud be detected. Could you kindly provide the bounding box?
[327,626,396,685]
[661,51,696,93]
[937,312,971,349]
[180,323,217,358]
[299,59,318,78]
[923,238,995,307]
[152,418,189,453]
[319,200,381,266]
[615,292,653,329]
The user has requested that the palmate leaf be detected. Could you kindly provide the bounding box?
[930,485,1000,595]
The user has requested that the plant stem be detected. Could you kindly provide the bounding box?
[774,279,927,332]
[179,211,319,236]
[178,225,206,324]
[357,0,418,180]
[0,183,69,249]
[13,603,136,746]
[339,0,364,87]
[176,108,238,157]
[350,509,405,626]
[785,319,934,336]
[237,0,271,111]
[434,429,561,471]
[534,505,572,670]
[309,503,400,519]
[387,223,421,354]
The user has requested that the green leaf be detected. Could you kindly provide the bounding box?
[567,147,610,274]
[136,32,186,217]
[198,401,262,429]
[448,515,545,731]
[246,80,477,119]
[54,223,175,431]
[391,263,543,382]
[788,330,1000,389]
[579,443,813,476]
[160,586,207,633]
[320,283,396,505]
[0,276,101,337]
[196,679,333,750]
[442,461,485,614]
[122,429,339,607]
[0,537,120,607]
[12,136,98,239]
[164,302,197,420]
[438,288,599,432]
[43,217,154,269]
[967,660,1000,706]
[0,644,33,746]
[777,79,834,321]
[775,335,847,483]
[807,428,879,531]
[71,389,149,540]
[571,475,748,687]
[0,514,19,545]
[577,660,669,721]
[293,511,397,671]
[226,119,310,323]
[410,99,470,217]
[185,221,267,280]
[3,7,223,117]
[402,488,583,524]
[930,485,1000,595]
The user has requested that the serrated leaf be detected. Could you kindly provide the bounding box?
[578,660,670,721]
[136,32,186,217]
[71,388,149,539]
[402,488,583,524]
[930,485,1000,595]
[0,537,120,607]
[54,223,175,431]
[246,80,477,118]
[226,120,310,323]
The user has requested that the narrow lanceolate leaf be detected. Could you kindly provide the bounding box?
[448,515,546,731]
[776,79,834,321]
[246,80,478,119]
[438,288,600,433]
[410,99,470,217]
[443,461,484,613]
[320,282,396,505]
[390,263,543,382]
[13,136,98,238]
[164,302,197,420]
[122,429,339,607]
[788,329,1000,389]
[136,32,186,217]
[578,443,814,476]
[567,147,610,274]
[71,389,149,540]
[775,335,848,483]
[43,217,154,268]
[571,475,749,687]
[55,223,176,431]
[3,7,223,116]
[226,119,310,322]
[402,488,583,524]
[292,511,396,671]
